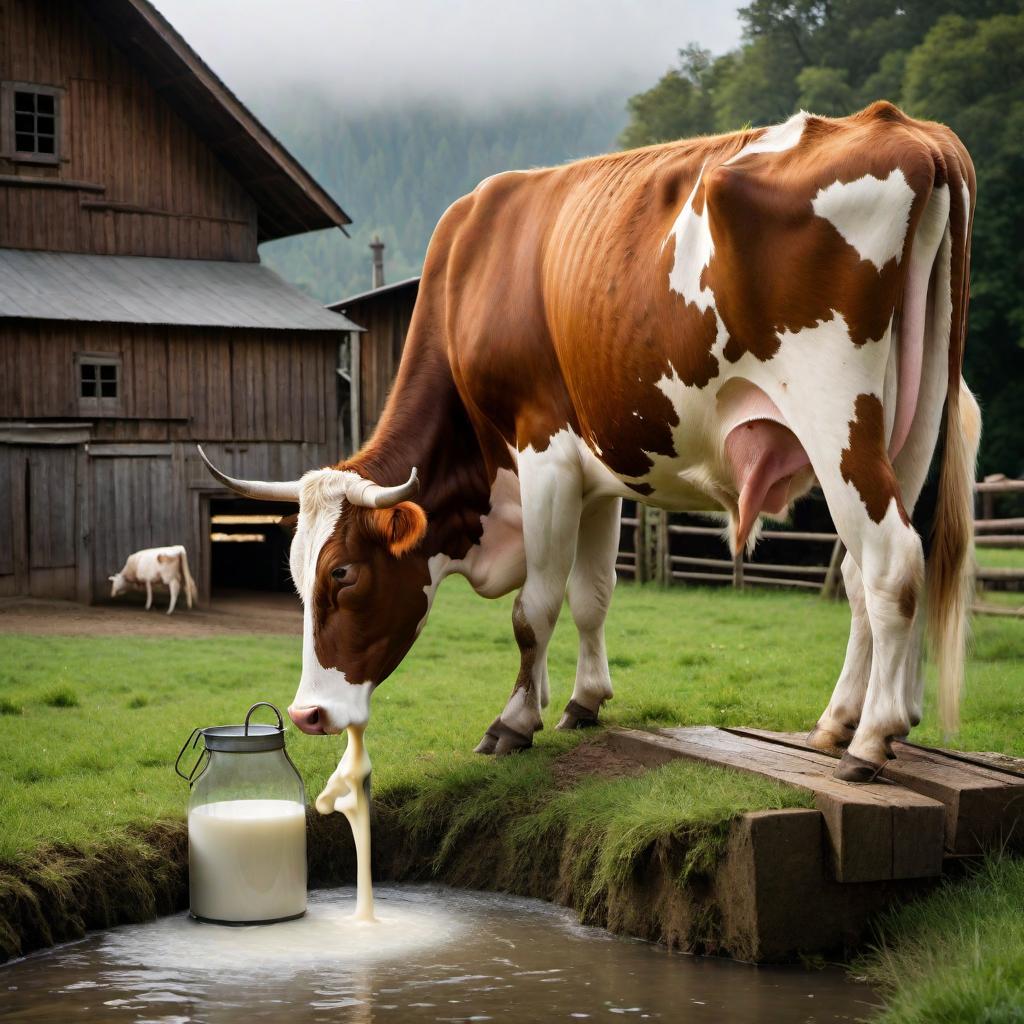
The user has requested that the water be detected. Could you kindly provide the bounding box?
[0,886,876,1023]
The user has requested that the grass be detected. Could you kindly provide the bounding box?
[975,546,1024,569]
[0,578,1021,863]
[857,856,1024,1024]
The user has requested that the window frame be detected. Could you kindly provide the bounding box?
[75,352,123,417]
[1,81,63,166]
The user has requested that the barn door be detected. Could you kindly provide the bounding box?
[87,445,181,601]
[0,445,78,598]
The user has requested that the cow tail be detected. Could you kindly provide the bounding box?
[179,546,198,609]
[926,159,980,737]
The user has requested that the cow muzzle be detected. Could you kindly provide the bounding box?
[287,705,325,735]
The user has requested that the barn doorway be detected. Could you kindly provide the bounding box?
[208,497,297,595]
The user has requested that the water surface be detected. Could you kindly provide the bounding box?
[1,885,876,1023]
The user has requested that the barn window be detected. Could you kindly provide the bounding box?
[76,354,122,415]
[1,83,62,164]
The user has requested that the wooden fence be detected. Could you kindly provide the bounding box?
[616,500,844,597]
[617,474,1024,607]
[973,475,1024,618]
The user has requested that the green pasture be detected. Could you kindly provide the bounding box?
[1,579,1021,864]
[975,546,1024,570]
[0,579,1022,1021]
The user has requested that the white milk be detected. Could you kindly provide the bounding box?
[315,725,375,921]
[188,799,307,923]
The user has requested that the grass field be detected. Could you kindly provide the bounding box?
[975,546,1024,569]
[0,579,1022,1020]
[1,579,1021,861]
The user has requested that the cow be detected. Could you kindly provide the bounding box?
[109,545,198,615]
[200,101,978,783]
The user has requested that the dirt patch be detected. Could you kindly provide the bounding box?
[0,590,301,639]
[552,735,649,789]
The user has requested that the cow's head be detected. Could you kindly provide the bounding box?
[108,572,129,597]
[198,447,429,735]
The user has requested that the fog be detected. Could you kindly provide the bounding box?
[151,0,742,109]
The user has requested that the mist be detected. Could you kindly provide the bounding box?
[151,0,742,110]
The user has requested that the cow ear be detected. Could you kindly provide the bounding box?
[108,575,116,581]
[366,502,428,557]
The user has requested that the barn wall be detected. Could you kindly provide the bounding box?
[0,321,340,444]
[342,289,417,442]
[0,436,334,603]
[0,0,258,260]
[0,443,78,598]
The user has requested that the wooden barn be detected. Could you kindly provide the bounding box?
[0,0,361,605]
[330,262,419,449]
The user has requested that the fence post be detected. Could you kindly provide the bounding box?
[732,548,745,590]
[635,503,649,583]
[643,507,669,586]
[821,539,846,600]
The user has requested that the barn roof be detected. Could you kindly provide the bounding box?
[328,276,421,311]
[78,0,351,243]
[0,250,360,332]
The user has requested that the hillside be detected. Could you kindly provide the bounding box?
[252,93,628,303]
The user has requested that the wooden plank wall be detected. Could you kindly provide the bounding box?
[343,288,417,443]
[0,444,78,597]
[0,322,340,445]
[0,0,258,260]
[88,448,181,598]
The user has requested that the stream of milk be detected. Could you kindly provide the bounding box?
[315,724,375,921]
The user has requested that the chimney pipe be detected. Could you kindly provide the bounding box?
[370,235,385,289]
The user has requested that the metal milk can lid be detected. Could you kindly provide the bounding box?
[175,702,288,780]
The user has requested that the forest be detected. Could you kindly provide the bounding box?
[261,0,1022,474]
[258,99,626,302]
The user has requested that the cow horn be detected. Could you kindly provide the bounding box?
[197,445,302,503]
[345,467,419,508]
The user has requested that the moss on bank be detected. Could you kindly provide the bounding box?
[0,822,186,959]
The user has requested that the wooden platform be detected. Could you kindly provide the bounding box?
[608,726,1024,883]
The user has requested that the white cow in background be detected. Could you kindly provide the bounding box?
[109,545,198,614]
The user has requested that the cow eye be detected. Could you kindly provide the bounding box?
[331,564,354,585]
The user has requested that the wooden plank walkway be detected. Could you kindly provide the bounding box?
[608,726,948,883]
[734,728,1024,856]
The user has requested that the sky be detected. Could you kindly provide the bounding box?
[151,0,744,109]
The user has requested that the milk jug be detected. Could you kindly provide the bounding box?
[175,702,307,924]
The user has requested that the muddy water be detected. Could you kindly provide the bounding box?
[0,886,876,1023]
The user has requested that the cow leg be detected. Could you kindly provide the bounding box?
[144,580,153,610]
[807,553,870,754]
[557,495,620,730]
[767,372,923,781]
[475,431,582,756]
[167,577,180,615]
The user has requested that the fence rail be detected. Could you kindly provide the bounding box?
[616,474,1024,607]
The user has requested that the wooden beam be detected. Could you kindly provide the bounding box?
[735,729,1024,856]
[0,174,104,192]
[607,726,945,883]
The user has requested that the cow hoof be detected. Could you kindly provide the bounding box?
[494,726,534,756]
[474,717,502,755]
[834,751,885,783]
[475,717,535,756]
[806,726,848,757]
[556,699,600,731]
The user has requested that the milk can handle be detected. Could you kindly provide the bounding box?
[174,728,208,782]
[245,701,284,734]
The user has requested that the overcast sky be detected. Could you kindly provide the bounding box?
[152,1,743,109]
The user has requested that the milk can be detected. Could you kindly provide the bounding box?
[175,702,307,925]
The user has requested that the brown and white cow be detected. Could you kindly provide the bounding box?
[201,102,979,782]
